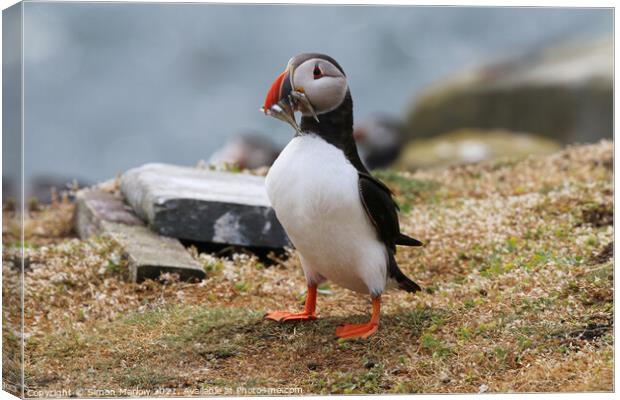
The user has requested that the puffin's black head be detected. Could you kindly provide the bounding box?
[262,53,349,132]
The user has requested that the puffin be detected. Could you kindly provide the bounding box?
[261,53,423,339]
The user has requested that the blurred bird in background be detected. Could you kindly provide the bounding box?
[208,132,281,170]
[353,113,407,170]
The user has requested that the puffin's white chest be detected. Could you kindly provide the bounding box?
[265,134,387,295]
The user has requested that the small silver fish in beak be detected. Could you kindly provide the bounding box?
[290,90,320,123]
[262,96,300,133]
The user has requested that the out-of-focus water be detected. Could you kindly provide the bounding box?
[5,3,613,184]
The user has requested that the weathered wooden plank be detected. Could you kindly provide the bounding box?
[120,163,290,248]
[75,189,206,282]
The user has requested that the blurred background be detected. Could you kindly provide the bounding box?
[2,3,613,201]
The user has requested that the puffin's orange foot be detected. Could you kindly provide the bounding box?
[265,311,317,322]
[335,322,378,339]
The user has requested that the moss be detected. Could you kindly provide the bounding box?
[372,169,442,210]
[122,367,176,387]
[420,333,453,359]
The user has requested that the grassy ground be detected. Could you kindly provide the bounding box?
[2,141,613,396]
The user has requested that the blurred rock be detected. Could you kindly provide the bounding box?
[120,163,290,249]
[405,38,612,144]
[75,188,205,282]
[395,129,561,170]
[354,114,406,170]
[29,175,92,203]
[3,175,91,204]
[208,132,281,169]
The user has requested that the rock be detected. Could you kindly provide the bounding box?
[75,188,142,238]
[120,163,290,249]
[29,175,92,203]
[395,128,561,170]
[478,384,489,393]
[75,189,205,282]
[306,361,319,370]
[363,359,377,369]
[406,38,612,144]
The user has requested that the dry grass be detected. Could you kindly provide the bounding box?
[2,140,613,396]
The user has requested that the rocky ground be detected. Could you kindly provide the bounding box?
[2,141,613,396]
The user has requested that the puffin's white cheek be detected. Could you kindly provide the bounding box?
[306,78,347,113]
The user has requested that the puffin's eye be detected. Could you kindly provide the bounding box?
[313,65,323,79]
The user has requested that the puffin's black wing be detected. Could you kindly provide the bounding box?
[358,172,424,250]
[358,172,422,293]
[358,172,400,251]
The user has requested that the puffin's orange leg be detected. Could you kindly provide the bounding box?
[265,285,317,322]
[335,296,381,339]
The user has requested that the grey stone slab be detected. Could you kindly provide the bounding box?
[74,188,143,239]
[75,189,205,282]
[120,163,290,249]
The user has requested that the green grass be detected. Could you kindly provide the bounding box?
[372,170,441,212]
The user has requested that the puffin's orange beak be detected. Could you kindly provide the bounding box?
[261,68,301,132]
[262,69,291,112]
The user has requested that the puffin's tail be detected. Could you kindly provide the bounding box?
[396,233,424,247]
[388,252,422,293]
